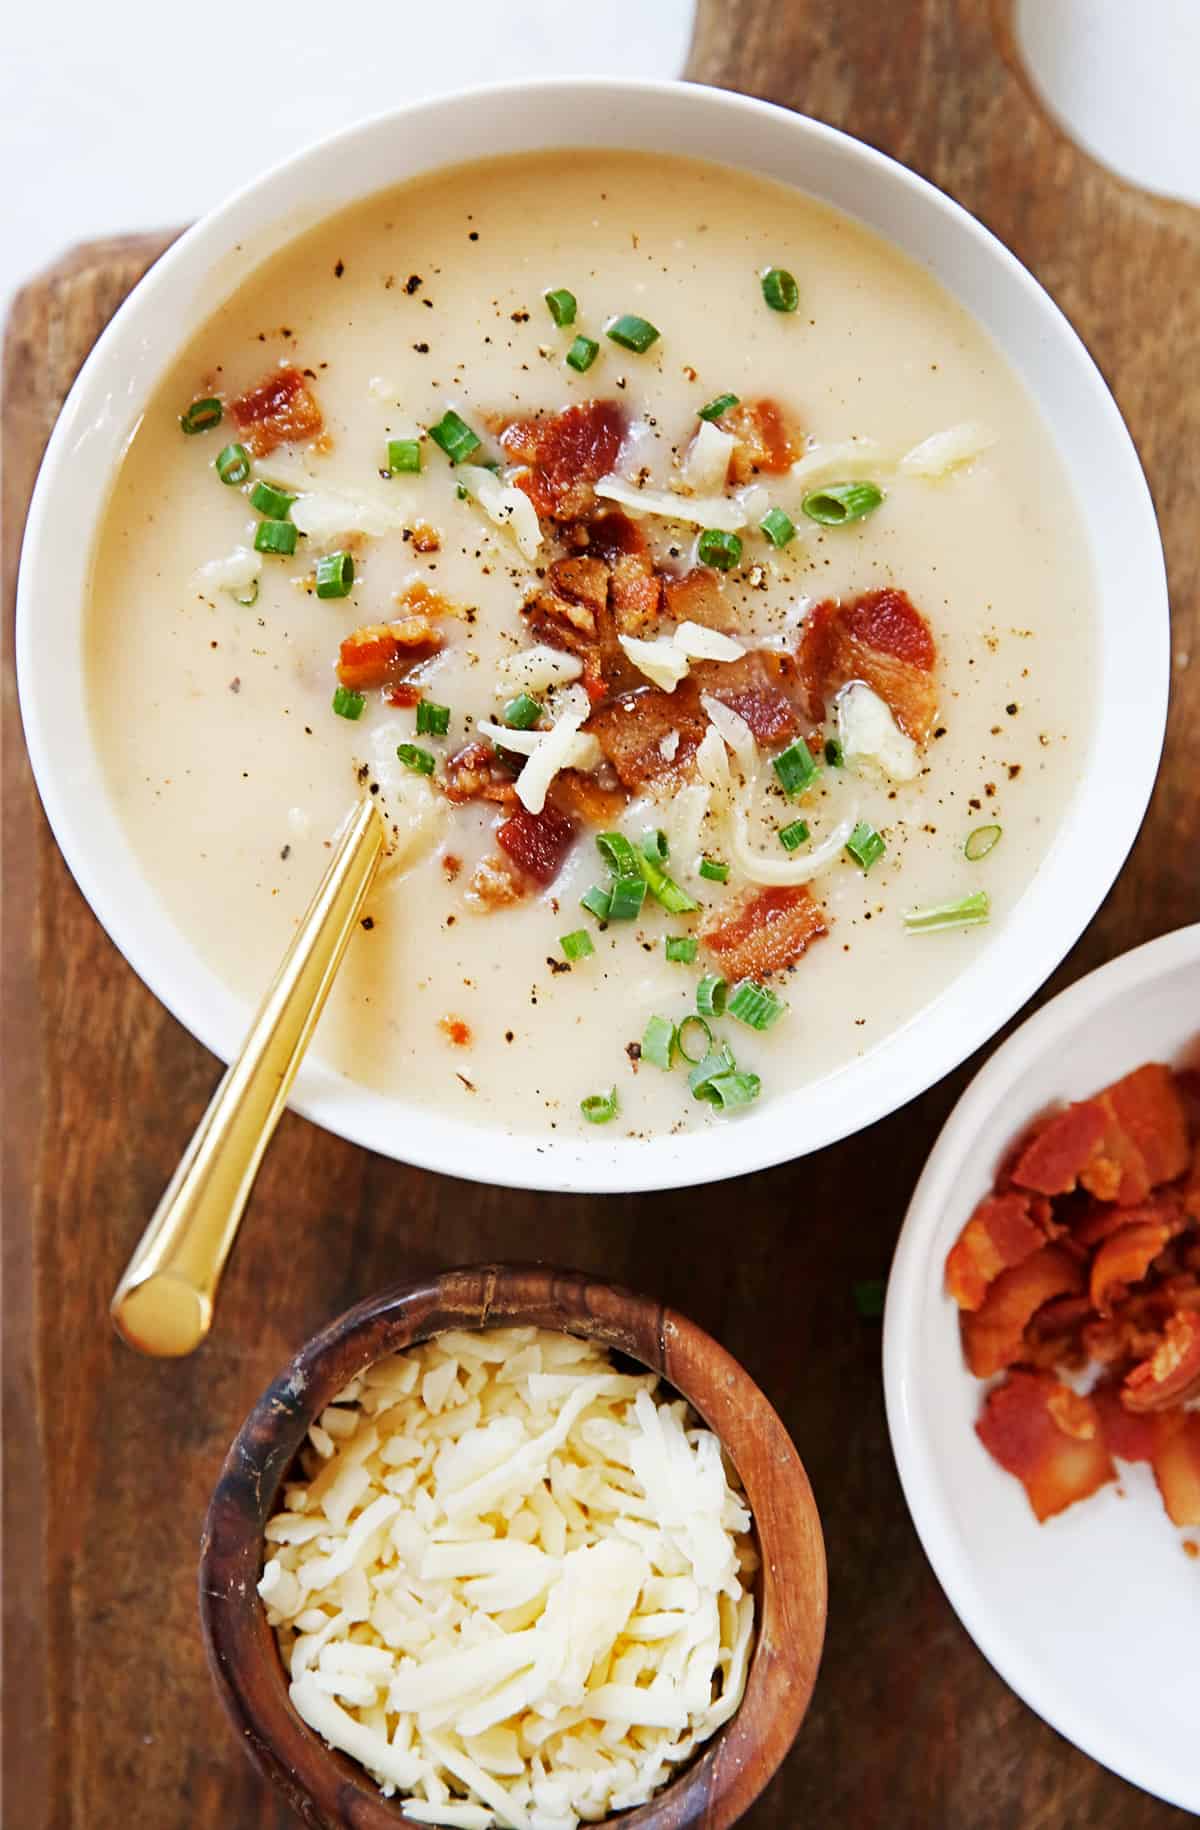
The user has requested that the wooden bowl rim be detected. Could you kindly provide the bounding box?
[199,1264,827,1828]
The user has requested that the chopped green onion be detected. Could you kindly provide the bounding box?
[698,392,739,422]
[249,479,296,520]
[846,821,886,870]
[643,828,669,864]
[581,885,612,922]
[641,1015,676,1071]
[772,739,820,798]
[607,876,647,921]
[581,1088,619,1124]
[760,267,799,313]
[597,832,639,879]
[332,685,365,720]
[416,700,451,736]
[565,335,600,373]
[214,442,250,486]
[688,1044,737,1101]
[254,519,297,556]
[760,507,796,548]
[637,837,700,916]
[801,482,885,526]
[503,692,543,731]
[696,974,727,1018]
[778,818,810,852]
[232,579,259,608]
[396,743,435,776]
[544,288,577,327]
[854,1278,887,1319]
[560,929,594,962]
[965,823,1003,862]
[605,313,660,353]
[728,978,786,1031]
[665,936,698,964]
[675,1015,713,1065]
[824,738,844,767]
[429,409,481,465]
[180,397,222,435]
[698,857,729,883]
[697,528,742,572]
[706,1071,762,1111]
[903,890,991,933]
[387,438,422,475]
[315,551,355,599]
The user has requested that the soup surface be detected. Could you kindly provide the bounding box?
[87,151,1096,1139]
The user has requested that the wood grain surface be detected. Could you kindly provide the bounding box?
[3,4,1198,1826]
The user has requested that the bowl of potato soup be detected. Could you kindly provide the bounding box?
[17,79,1168,1191]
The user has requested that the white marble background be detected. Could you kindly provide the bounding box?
[2,0,1196,317]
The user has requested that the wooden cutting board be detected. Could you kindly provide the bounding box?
[4,4,1198,1826]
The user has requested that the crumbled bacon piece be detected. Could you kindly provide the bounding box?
[959,1246,1083,1379]
[439,1016,472,1047]
[466,854,525,909]
[501,400,625,519]
[1089,1220,1175,1315]
[700,884,828,981]
[1010,1065,1188,1205]
[1070,1186,1185,1249]
[717,398,802,483]
[442,742,519,806]
[945,1191,1051,1311]
[1090,1379,1170,1463]
[694,652,806,747]
[337,615,442,690]
[1123,1311,1200,1412]
[548,769,629,827]
[608,552,662,635]
[1151,1413,1200,1526]
[495,803,577,886]
[410,523,440,553]
[662,567,734,632]
[975,1372,1115,1522]
[797,588,937,740]
[587,684,709,792]
[536,556,608,636]
[229,366,323,456]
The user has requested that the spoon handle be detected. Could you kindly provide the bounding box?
[110,797,385,1357]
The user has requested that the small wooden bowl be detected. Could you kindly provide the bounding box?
[199,1265,827,1828]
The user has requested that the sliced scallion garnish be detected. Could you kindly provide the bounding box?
[416,700,450,736]
[903,890,990,933]
[215,442,250,486]
[387,438,422,475]
[696,974,727,1018]
[643,828,669,864]
[675,1015,713,1065]
[706,1070,761,1111]
[396,743,435,776]
[503,692,543,731]
[665,936,698,964]
[772,739,820,798]
[965,824,1002,862]
[180,397,222,435]
[760,507,795,548]
[638,833,700,916]
[607,876,647,921]
[331,685,364,720]
[760,267,799,313]
[698,857,729,883]
[801,482,885,526]
[698,392,739,422]
[688,1043,737,1101]
[544,288,577,327]
[581,885,612,922]
[250,479,296,520]
[697,528,742,572]
[641,1015,676,1071]
[846,821,886,870]
[605,313,660,353]
[315,551,354,599]
[597,832,640,879]
[560,929,594,962]
[429,409,481,465]
[254,519,297,556]
[565,335,600,373]
[581,1087,618,1124]
[728,979,786,1031]
[778,818,809,852]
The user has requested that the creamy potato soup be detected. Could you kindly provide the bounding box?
[87,151,1095,1139]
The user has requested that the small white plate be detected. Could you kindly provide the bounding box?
[885,924,1200,1814]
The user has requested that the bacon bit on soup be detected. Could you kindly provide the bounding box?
[717,398,802,483]
[975,1371,1115,1522]
[798,587,938,741]
[394,579,462,620]
[501,400,625,519]
[229,365,323,456]
[495,803,577,885]
[948,1058,1200,1528]
[387,683,422,708]
[535,556,608,636]
[442,741,519,806]
[409,523,441,553]
[438,1015,473,1047]
[466,854,526,909]
[587,684,709,792]
[700,883,828,981]
[694,652,805,748]
[548,768,629,826]
[662,567,735,632]
[608,551,663,635]
[337,615,443,690]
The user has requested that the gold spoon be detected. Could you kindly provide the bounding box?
[110,796,385,1357]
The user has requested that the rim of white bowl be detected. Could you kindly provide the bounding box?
[883,922,1200,1812]
[16,77,1170,1193]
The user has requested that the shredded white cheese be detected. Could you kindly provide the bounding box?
[789,437,886,489]
[617,635,690,693]
[259,1329,757,1829]
[496,647,584,694]
[476,687,597,815]
[835,681,920,782]
[732,801,858,886]
[674,623,743,663]
[699,694,756,776]
[192,545,263,596]
[594,476,746,533]
[680,420,735,494]
[291,488,411,542]
[456,466,543,562]
[899,420,996,478]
